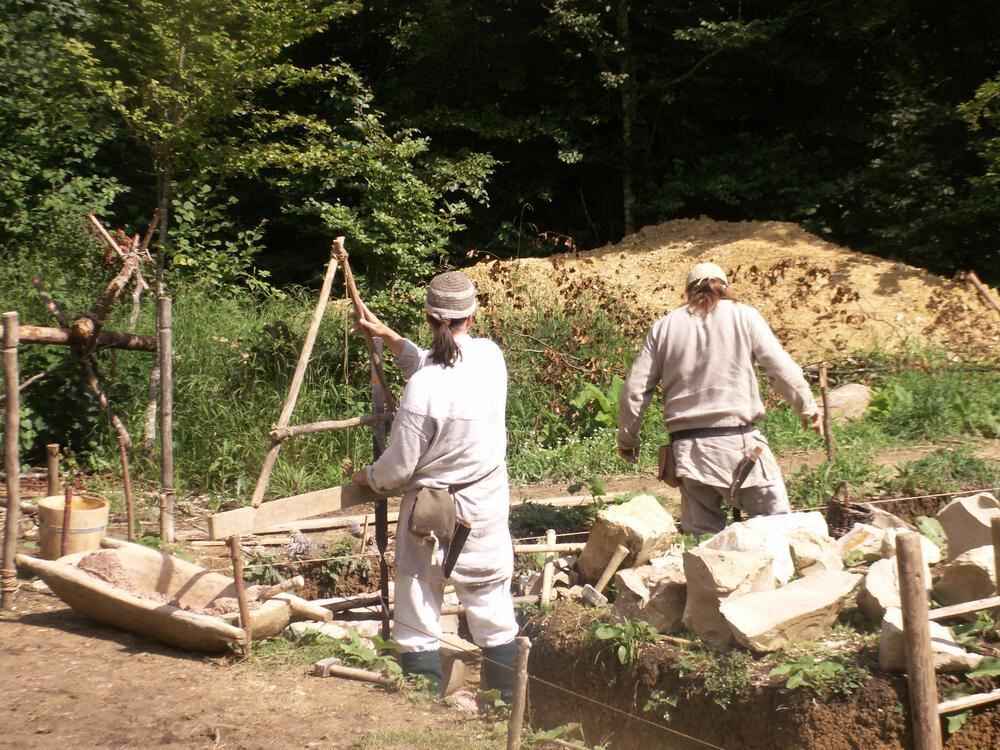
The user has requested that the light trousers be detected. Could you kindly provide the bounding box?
[679,476,791,535]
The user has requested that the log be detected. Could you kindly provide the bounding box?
[937,689,1000,715]
[228,536,253,657]
[209,483,376,540]
[896,533,943,750]
[927,595,1000,621]
[158,297,174,543]
[272,592,333,623]
[17,324,156,352]
[2,312,20,609]
[270,413,393,443]
[259,575,305,601]
[506,636,532,750]
[46,444,60,496]
[81,358,133,448]
[250,241,342,507]
[313,657,396,686]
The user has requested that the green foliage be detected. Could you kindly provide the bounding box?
[508,501,600,539]
[769,654,869,699]
[570,376,624,436]
[588,618,659,668]
[953,612,998,647]
[524,722,609,750]
[788,451,884,510]
[325,627,403,681]
[882,447,1000,497]
[915,516,947,549]
[967,656,1000,679]
[674,649,753,710]
[868,371,1000,440]
[642,689,679,722]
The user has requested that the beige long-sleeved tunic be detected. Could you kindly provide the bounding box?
[366,334,512,584]
[617,299,818,488]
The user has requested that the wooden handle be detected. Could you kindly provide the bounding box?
[259,575,305,601]
[594,544,630,594]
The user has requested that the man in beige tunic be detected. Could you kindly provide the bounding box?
[617,262,821,534]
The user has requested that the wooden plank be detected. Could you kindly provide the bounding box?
[937,689,1000,715]
[928,595,1000,621]
[208,483,376,539]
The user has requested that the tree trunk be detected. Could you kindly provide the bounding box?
[617,0,636,237]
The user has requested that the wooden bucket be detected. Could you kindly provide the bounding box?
[37,494,110,560]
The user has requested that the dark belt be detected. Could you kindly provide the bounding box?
[669,424,756,443]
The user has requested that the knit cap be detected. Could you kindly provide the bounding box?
[424,271,478,322]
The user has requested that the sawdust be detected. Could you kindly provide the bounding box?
[468,218,1000,361]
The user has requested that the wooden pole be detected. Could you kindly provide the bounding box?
[819,363,836,462]
[2,312,21,609]
[965,270,1000,314]
[595,544,631,594]
[992,517,1000,596]
[540,529,557,608]
[17,324,157,352]
[896,533,943,750]
[269,413,392,443]
[60,483,73,558]
[228,535,253,657]
[119,435,135,542]
[250,242,341,507]
[46,444,60,497]
[513,542,584,554]
[371,336,391,642]
[158,297,174,543]
[506,636,532,750]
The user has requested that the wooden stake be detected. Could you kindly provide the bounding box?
[360,514,371,552]
[2,312,21,609]
[250,242,341,507]
[60,483,73,558]
[965,270,1000,314]
[46,444,60,497]
[896,533,942,750]
[594,544,630,594]
[228,535,253,657]
[819,363,836,462]
[158,297,174,543]
[513,542,584,554]
[993,517,1000,597]
[371,336,391,642]
[540,529,557,608]
[506,636,532,750]
[269,413,392,443]
[118,435,135,542]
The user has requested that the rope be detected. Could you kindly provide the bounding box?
[386,611,729,750]
[797,485,1000,514]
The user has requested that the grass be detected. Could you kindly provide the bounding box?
[352,727,504,750]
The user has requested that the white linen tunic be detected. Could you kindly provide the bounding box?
[617,299,818,488]
[366,333,512,585]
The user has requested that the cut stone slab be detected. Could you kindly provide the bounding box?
[787,528,843,576]
[880,528,941,565]
[701,511,829,584]
[861,504,916,532]
[612,557,687,634]
[837,523,886,562]
[577,494,677,583]
[823,383,872,424]
[879,607,983,673]
[720,570,862,653]
[682,547,774,648]
[937,493,1000,561]
[934,545,998,606]
[857,557,931,622]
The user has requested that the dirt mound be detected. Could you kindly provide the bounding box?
[469,218,1000,361]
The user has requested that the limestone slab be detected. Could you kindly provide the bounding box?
[937,493,1000,561]
[879,607,983,673]
[682,547,774,647]
[612,557,686,634]
[934,545,998,605]
[577,494,677,582]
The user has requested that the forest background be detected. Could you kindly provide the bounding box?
[2,0,1000,508]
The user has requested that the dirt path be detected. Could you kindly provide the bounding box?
[0,592,495,750]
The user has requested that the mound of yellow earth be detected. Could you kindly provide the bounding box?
[469,218,1000,362]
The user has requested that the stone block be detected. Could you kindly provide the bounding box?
[701,511,829,584]
[612,557,686,634]
[937,493,1000,561]
[837,523,886,562]
[879,528,941,565]
[879,608,983,673]
[823,383,872,424]
[787,528,843,576]
[577,494,677,583]
[720,570,861,653]
[934,545,998,605]
[857,557,931,622]
[682,547,774,647]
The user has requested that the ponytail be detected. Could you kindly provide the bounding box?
[686,278,735,316]
[427,314,465,367]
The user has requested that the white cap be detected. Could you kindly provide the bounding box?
[686,262,728,288]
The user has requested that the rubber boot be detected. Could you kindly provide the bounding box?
[481,640,518,704]
[399,650,443,695]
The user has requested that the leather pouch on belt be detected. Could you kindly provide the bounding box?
[658,444,680,488]
[409,487,456,545]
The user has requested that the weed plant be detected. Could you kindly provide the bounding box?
[673,649,754,710]
[883,447,1000,496]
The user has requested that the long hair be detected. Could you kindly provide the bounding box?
[427,315,466,367]
[686,278,735,316]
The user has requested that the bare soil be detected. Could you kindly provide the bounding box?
[468,218,1000,361]
[524,604,1000,750]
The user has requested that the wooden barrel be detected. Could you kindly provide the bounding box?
[36,494,109,560]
